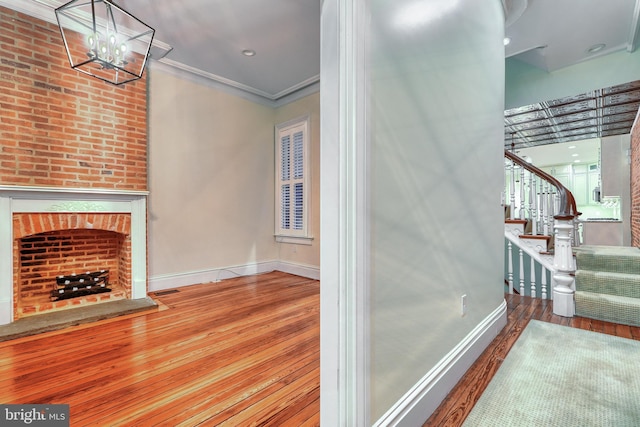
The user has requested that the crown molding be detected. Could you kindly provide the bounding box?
[149,60,319,108]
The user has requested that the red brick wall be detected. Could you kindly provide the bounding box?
[631,117,640,246]
[0,6,147,190]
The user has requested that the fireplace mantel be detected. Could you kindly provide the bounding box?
[0,185,148,325]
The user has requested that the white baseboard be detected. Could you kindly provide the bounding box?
[276,261,320,280]
[148,260,319,292]
[373,299,508,427]
[148,261,279,292]
[0,299,11,325]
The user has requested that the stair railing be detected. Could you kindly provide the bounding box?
[504,150,581,317]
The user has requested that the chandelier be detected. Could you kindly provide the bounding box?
[55,0,155,85]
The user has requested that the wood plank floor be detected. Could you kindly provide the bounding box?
[3,276,639,426]
[424,293,640,426]
[0,271,320,426]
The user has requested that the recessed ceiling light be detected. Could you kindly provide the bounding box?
[572,153,579,157]
[574,159,581,163]
[568,145,576,149]
[242,49,256,57]
[586,43,606,54]
[504,37,511,46]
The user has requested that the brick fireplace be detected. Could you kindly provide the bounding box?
[0,186,147,325]
[0,6,149,326]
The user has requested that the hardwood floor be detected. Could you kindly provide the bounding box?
[0,271,320,426]
[424,293,640,426]
[3,276,639,427]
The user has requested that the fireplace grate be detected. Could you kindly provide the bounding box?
[51,270,112,301]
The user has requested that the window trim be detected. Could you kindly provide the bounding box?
[275,116,312,243]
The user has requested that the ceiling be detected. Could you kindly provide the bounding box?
[504,0,640,150]
[2,0,321,103]
[3,0,640,118]
[504,80,640,150]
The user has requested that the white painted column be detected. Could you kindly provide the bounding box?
[0,195,12,325]
[130,197,148,299]
[320,0,370,425]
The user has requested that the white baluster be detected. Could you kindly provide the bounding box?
[538,179,544,234]
[541,265,547,300]
[547,187,554,235]
[507,240,514,295]
[503,161,507,214]
[530,256,536,298]
[541,183,549,236]
[531,174,537,235]
[527,170,533,229]
[519,248,525,295]
[519,166,525,220]
[510,161,516,220]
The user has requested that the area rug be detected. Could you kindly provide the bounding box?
[462,320,640,426]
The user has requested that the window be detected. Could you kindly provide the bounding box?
[275,117,312,244]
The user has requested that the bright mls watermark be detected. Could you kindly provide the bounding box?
[1,405,69,426]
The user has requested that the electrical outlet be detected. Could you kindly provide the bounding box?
[461,294,467,317]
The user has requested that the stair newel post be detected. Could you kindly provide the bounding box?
[552,217,576,317]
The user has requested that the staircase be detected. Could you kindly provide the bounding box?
[574,245,640,327]
[504,149,640,324]
[503,150,579,317]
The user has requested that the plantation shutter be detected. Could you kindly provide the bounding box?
[275,119,309,239]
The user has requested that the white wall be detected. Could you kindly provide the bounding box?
[368,0,506,421]
[147,68,279,286]
[320,0,507,424]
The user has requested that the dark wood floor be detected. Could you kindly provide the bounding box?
[0,271,320,426]
[424,293,640,426]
